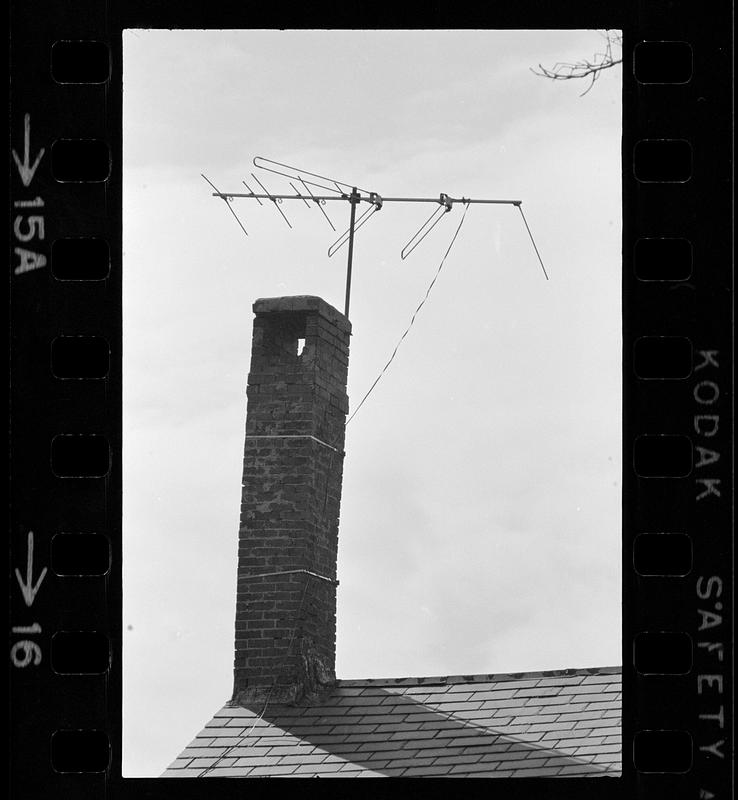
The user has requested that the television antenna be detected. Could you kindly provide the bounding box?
[202,156,548,319]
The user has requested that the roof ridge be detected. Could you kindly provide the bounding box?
[336,665,622,687]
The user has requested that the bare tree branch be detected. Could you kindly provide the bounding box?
[531,31,622,96]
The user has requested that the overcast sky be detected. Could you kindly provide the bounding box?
[122,29,622,777]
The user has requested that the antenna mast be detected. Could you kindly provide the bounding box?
[203,157,548,318]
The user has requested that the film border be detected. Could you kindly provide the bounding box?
[9,3,733,799]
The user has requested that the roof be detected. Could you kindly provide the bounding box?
[163,666,621,778]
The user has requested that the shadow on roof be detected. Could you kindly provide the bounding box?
[196,686,615,777]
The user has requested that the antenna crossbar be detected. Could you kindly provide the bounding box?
[209,191,522,206]
[205,156,549,318]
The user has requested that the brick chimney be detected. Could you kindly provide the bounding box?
[232,296,351,705]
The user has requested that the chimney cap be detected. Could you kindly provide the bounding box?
[253,296,351,333]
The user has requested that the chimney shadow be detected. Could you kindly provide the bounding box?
[228,688,613,777]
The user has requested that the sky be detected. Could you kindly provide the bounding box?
[122,29,622,777]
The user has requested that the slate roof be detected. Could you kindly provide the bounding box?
[163,666,621,778]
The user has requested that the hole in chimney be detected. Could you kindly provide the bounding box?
[297,338,306,356]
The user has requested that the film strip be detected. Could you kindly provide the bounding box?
[9,3,732,799]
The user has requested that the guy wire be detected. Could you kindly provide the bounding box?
[198,433,340,778]
[345,201,471,427]
[196,576,311,778]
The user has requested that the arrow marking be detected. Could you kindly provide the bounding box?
[12,114,45,187]
[14,531,48,607]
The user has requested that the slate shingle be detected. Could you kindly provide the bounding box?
[164,665,622,778]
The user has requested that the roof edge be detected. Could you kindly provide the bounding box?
[334,665,622,688]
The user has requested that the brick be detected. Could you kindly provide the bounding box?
[235,302,349,700]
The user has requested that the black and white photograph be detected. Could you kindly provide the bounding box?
[122,29,622,778]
